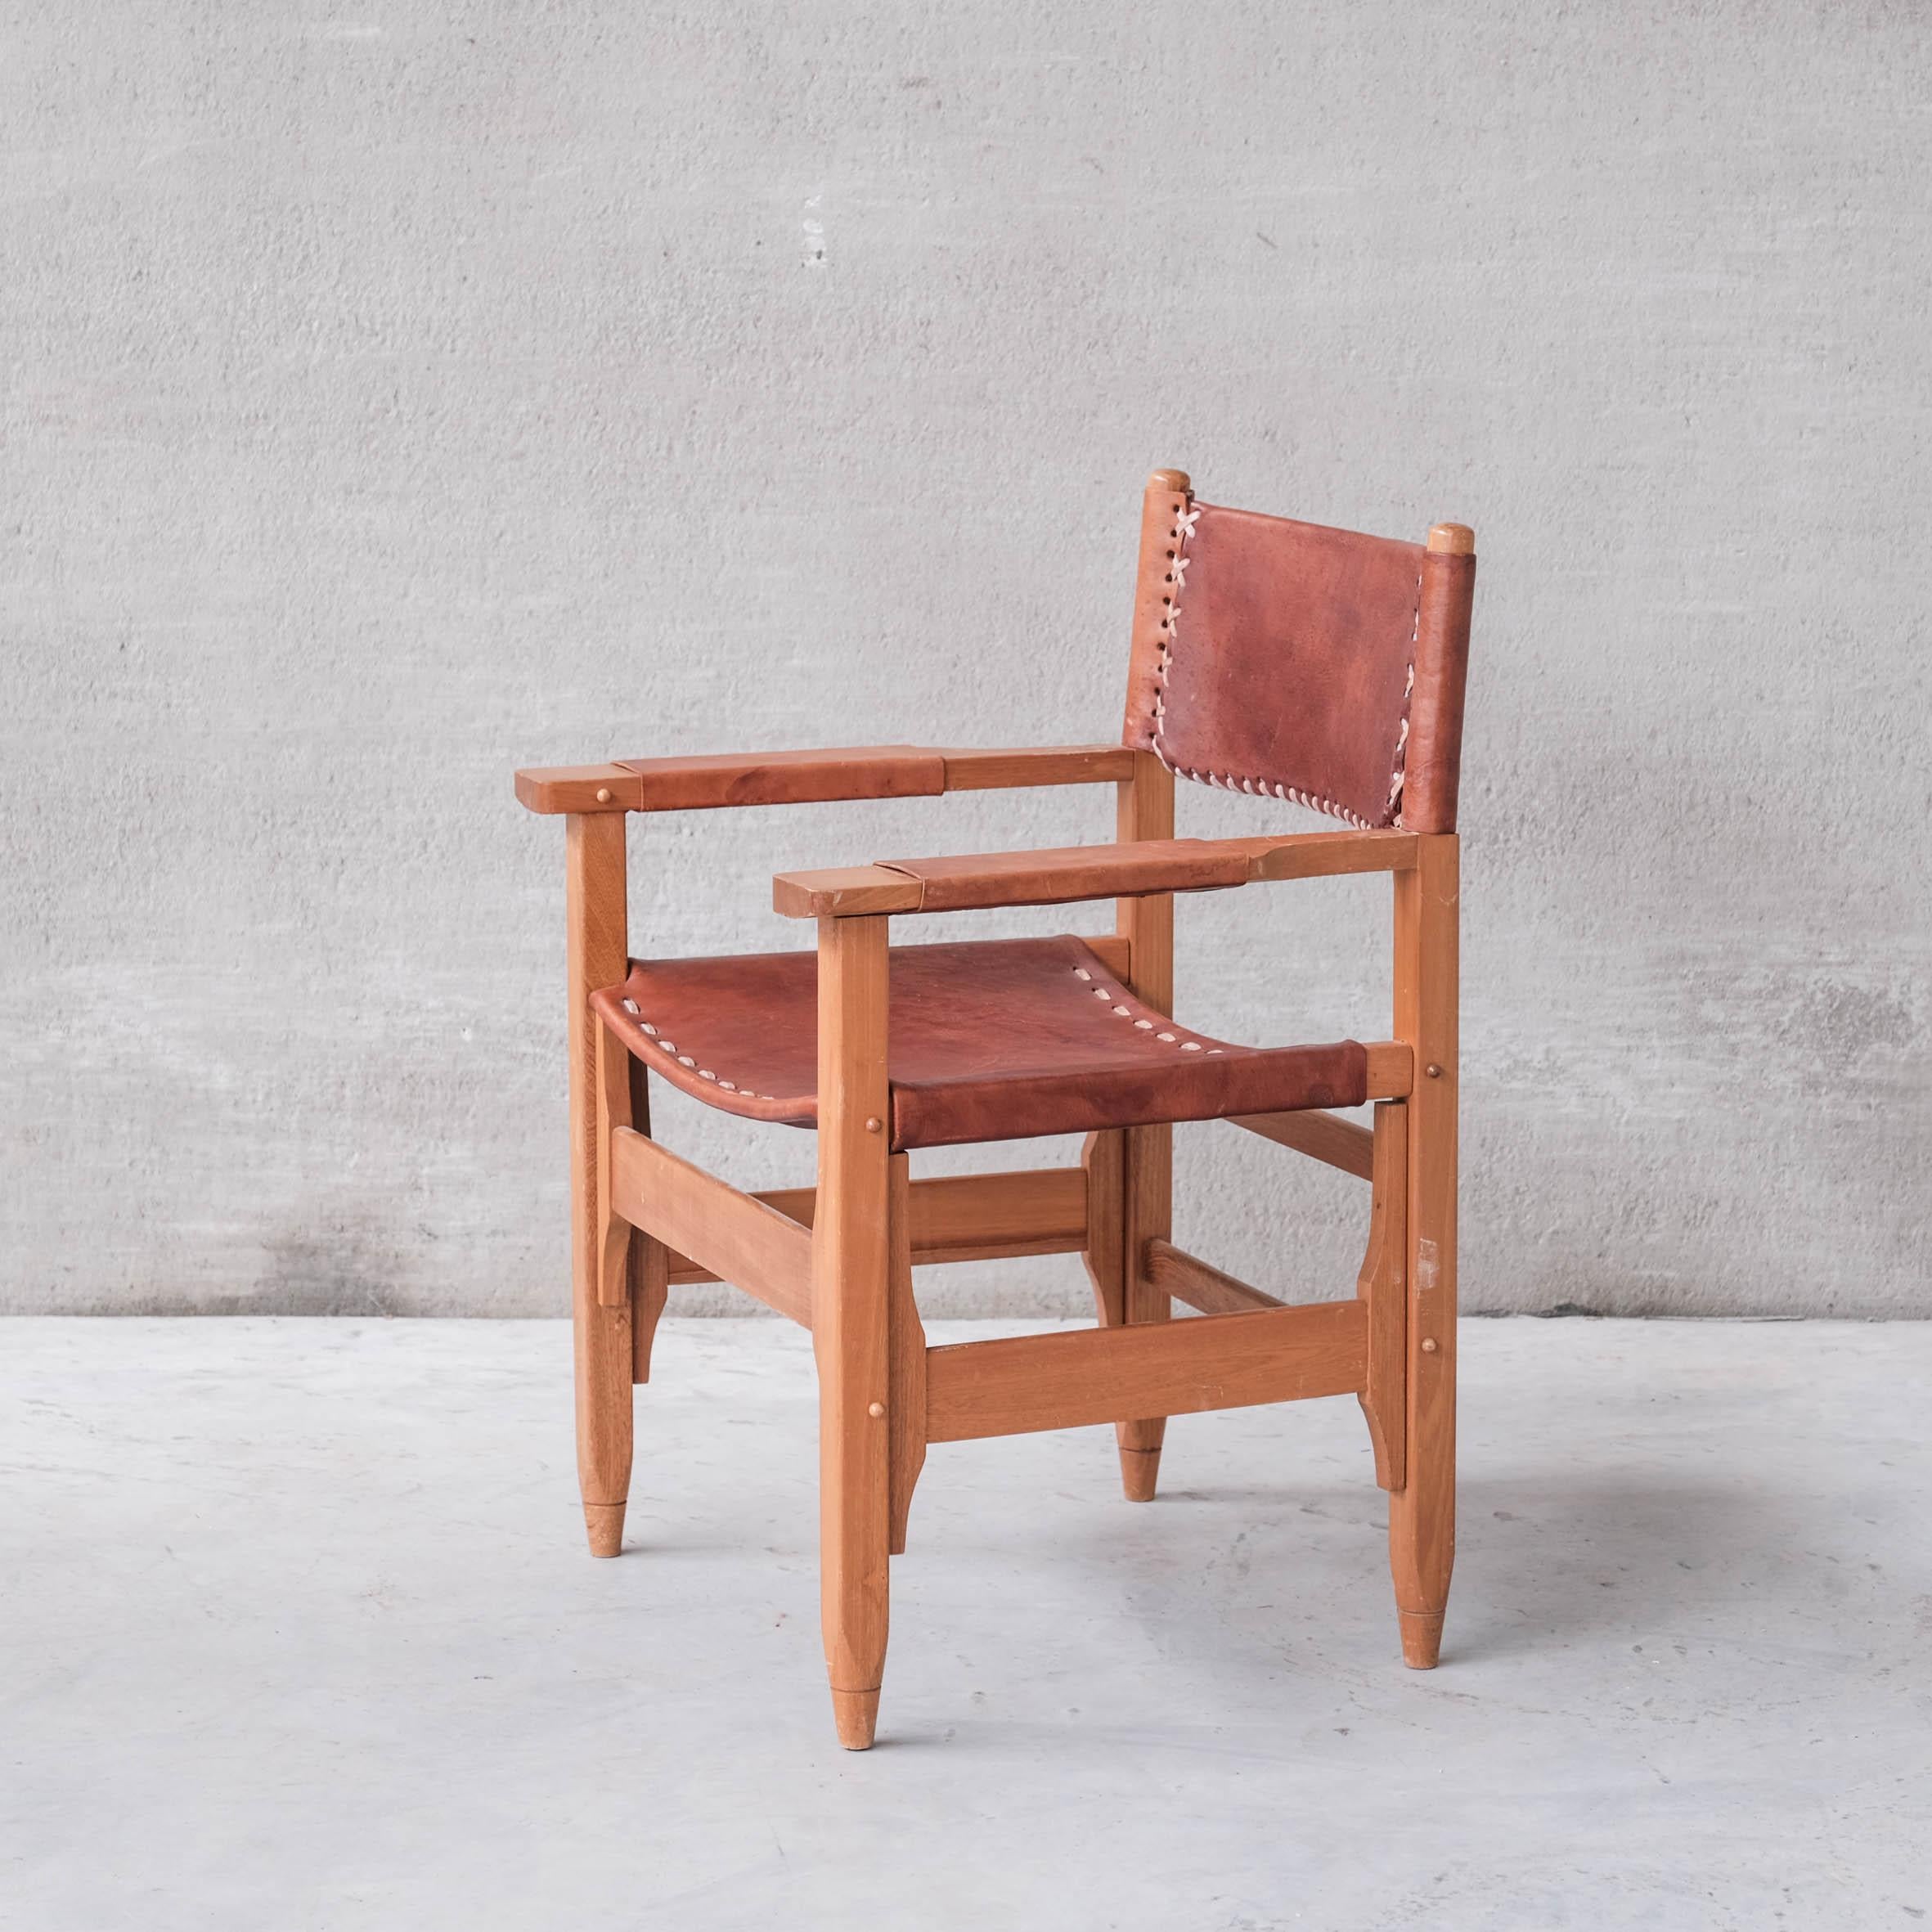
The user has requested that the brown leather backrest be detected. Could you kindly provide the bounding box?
[1121,477,1476,833]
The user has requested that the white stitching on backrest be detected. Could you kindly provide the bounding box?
[1148,498,1422,832]
[1143,498,1194,774]
[1386,591,1422,823]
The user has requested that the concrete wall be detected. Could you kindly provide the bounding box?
[5,3,1927,1318]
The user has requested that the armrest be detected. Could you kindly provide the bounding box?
[773,828,1419,918]
[516,746,943,815]
[936,744,1139,791]
[514,743,1140,815]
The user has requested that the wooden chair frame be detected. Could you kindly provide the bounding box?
[519,505,1467,1751]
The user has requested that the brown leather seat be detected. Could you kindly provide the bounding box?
[591,934,1366,1151]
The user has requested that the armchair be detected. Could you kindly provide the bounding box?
[515,469,1476,1748]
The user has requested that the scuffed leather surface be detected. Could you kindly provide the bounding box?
[1127,502,1430,830]
[1400,550,1476,834]
[875,838,1252,910]
[590,936,1367,1151]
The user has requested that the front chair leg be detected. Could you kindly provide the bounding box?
[1386,1116,1453,1666]
[813,914,895,1749]
[576,1313,633,1557]
[568,814,633,1557]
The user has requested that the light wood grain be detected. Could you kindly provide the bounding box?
[1115,740,1175,1499]
[1387,834,1458,1666]
[1356,1101,1409,1491]
[1238,828,1418,881]
[886,1155,926,1557]
[625,1054,669,1383]
[1145,1239,1284,1315]
[909,1166,1087,1265]
[773,865,923,919]
[925,1298,1368,1443]
[1364,1041,1414,1097]
[939,744,1139,790]
[812,914,894,1749]
[1079,1130,1126,1328]
[594,1016,632,1310]
[566,813,634,1556]
[630,1224,670,1384]
[661,1166,1089,1283]
[1230,1106,1376,1180]
[660,1184,814,1282]
[516,764,639,815]
[625,745,946,811]
[524,744,1159,817]
[777,827,1415,919]
[608,1129,813,1326]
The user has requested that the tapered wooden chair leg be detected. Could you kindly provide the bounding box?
[815,915,895,1748]
[1112,1146,1168,1503]
[582,1499,627,1557]
[1387,833,1458,1664]
[1388,1305,1453,1665]
[568,814,634,1557]
[1389,1394,1453,1669]
[1114,1444,1161,1502]
[576,1285,633,1557]
[830,1686,882,1752]
[1390,1407,1452,1666]
[1081,1130,1166,1499]
[1108,733,1177,1502]
[1115,1121,1172,1499]
[1396,1607,1446,1669]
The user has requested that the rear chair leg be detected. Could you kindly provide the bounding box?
[1082,1126,1169,1499]
[814,914,895,1749]
[1386,1152,1453,1667]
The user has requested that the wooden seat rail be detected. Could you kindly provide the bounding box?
[604,1111,1409,1476]
[924,1299,1368,1442]
[663,1166,1091,1285]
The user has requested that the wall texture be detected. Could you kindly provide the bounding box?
[4,2,1928,1317]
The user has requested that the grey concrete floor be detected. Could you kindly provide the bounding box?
[2,1317,1927,1931]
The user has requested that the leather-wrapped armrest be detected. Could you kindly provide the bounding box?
[937,744,1139,789]
[773,828,1418,918]
[516,746,945,815]
[514,743,1140,815]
